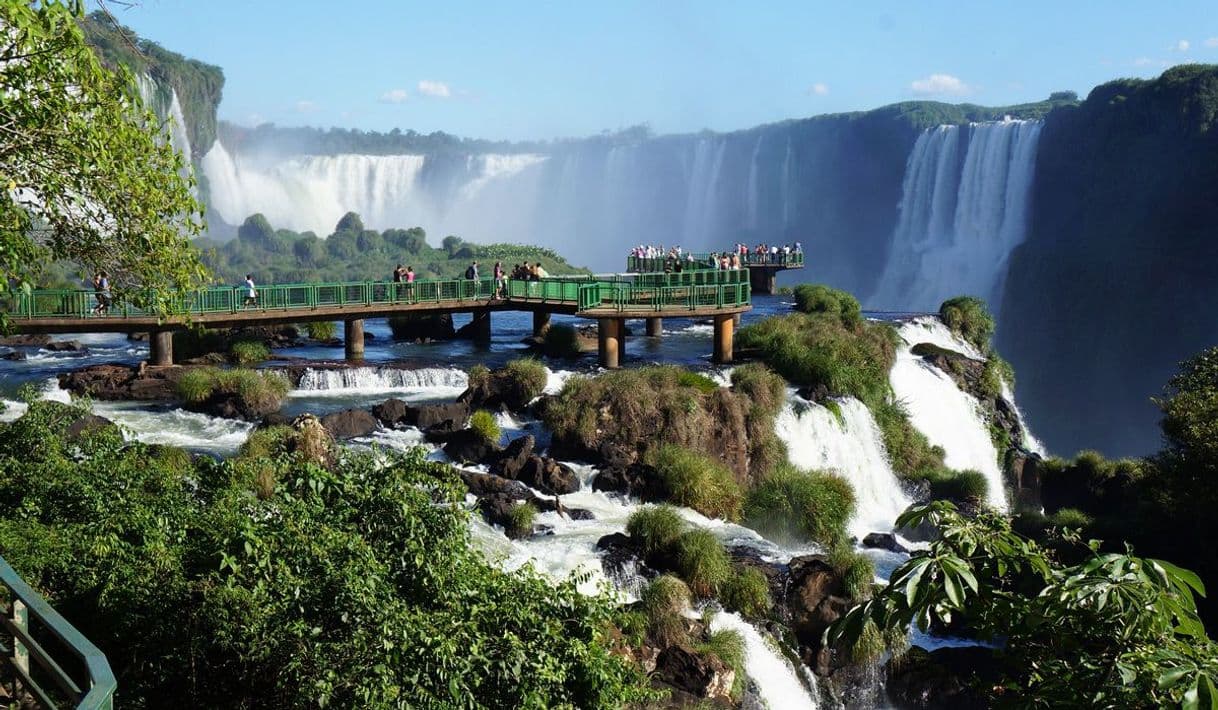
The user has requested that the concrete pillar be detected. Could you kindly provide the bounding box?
[733,313,742,327]
[533,311,551,338]
[616,318,626,366]
[713,314,734,364]
[598,318,620,369]
[150,330,173,366]
[646,317,663,337]
[344,318,365,361]
[471,310,492,344]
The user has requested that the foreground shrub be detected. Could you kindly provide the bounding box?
[674,529,731,597]
[793,284,863,328]
[939,295,995,354]
[828,544,876,601]
[541,323,582,358]
[626,504,686,555]
[648,444,743,520]
[743,463,855,547]
[469,409,501,444]
[0,409,651,707]
[229,339,270,366]
[719,566,773,619]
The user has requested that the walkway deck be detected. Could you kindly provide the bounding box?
[626,251,804,294]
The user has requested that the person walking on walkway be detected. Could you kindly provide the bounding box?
[91,272,110,315]
[242,274,258,308]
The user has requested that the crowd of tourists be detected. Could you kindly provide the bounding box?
[628,241,805,273]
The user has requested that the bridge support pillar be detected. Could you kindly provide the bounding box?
[713,314,734,364]
[598,318,621,369]
[646,317,663,337]
[617,319,627,365]
[150,330,173,366]
[532,311,551,338]
[344,319,365,361]
[733,313,741,327]
[749,268,776,295]
[471,310,492,344]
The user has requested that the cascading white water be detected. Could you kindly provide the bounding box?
[872,119,1042,314]
[776,395,912,537]
[136,75,193,163]
[889,318,1008,511]
[293,366,469,393]
[709,612,819,709]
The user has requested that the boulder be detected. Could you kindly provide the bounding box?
[0,334,50,347]
[320,408,379,439]
[44,340,84,352]
[863,532,909,554]
[442,429,500,464]
[410,402,470,432]
[193,392,279,422]
[1004,447,1044,511]
[885,646,1004,709]
[58,363,180,401]
[592,463,665,501]
[3,351,26,361]
[64,414,118,440]
[517,455,579,495]
[653,645,735,703]
[491,435,535,479]
[459,469,534,499]
[782,555,849,674]
[371,398,410,427]
[597,532,647,584]
[458,367,542,412]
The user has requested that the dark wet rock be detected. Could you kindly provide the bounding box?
[411,402,470,433]
[388,313,455,342]
[782,555,850,675]
[597,532,642,579]
[885,645,1004,709]
[863,532,909,554]
[3,351,26,361]
[796,383,832,403]
[441,429,500,463]
[44,340,85,352]
[458,366,542,413]
[0,334,50,347]
[491,435,535,479]
[58,363,181,401]
[259,412,291,429]
[192,392,278,422]
[320,408,379,439]
[593,463,665,501]
[517,455,579,495]
[566,508,595,521]
[1004,447,1044,511]
[653,645,735,703]
[371,398,410,427]
[458,469,534,499]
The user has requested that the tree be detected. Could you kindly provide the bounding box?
[293,236,323,266]
[237,213,275,246]
[832,502,1218,708]
[1,0,206,325]
[334,211,364,234]
[1157,347,1218,476]
[441,234,463,255]
[355,229,383,253]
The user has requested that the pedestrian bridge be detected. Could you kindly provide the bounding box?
[626,251,803,294]
[7,270,751,369]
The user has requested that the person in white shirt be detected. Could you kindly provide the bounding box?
[242,275,257,308]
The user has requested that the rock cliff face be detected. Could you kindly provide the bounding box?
[1001,65,1218,457]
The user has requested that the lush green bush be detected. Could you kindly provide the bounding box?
[648,444,743,521]
[1049,507,1093,530]
[303,320,336,341]
[229,339,269,366]
[719,566,773,619]
[939,296,995,354]
[674,529,731,598]
[174,367,290,412]
[176,367,216,403]
[676,370,720,394]
[502,358,549,402]
[468,363,490,387]
[743,463,855,548]
[793,284,863,328]
[626,504,686,556]
[829,544,877,601]
[541,324,583,359]
[737,312,895,407]
[917,468,990,504]
[0,406,650,707]
[469,409,501,445]
[506,501,537,539]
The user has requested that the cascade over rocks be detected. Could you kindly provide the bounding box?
[912,341,1022,460]
[58,363,182,400]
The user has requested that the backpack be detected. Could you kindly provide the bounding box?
[465,266,475,280]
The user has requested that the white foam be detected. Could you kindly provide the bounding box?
[293,366,468,395]
[709,612,819,709]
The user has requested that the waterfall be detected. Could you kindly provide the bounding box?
[708,612,819,709]
[293,366,469,393]
[775,395,911,537]
[136,74,193,163]
[889,319,1008,511]
[872,119,1042,314]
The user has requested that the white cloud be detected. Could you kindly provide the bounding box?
[1206,37,1218,48]
[1177,39,1191,52]
[379,88,409,104]
[809,82,829,96]
[417,80,452,98]
[910,73,971,96]
[295,100,318,113]
[1133,56,1170,68]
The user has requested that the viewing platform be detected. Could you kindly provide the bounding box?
[626,252,804,295]
[6,271,751,369]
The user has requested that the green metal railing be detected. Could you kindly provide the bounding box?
[1,557,115,709]
[627,251,804,273]
[10,272,751,321]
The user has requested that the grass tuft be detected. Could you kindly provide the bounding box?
[469,410,501,445]
[939,296,995,354]
[505,502,536,539]
[719,566,773,619]
[828,544,876,602]
[673,529,731,598]
[229,339,270,366]
[743,463,855,548]
[648,444,743,521]
[626,505,685,556]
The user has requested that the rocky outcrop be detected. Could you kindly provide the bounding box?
[441,429,500,463]
[491,435,534,478]
[516,455,578,495]
[411,402,469,432]
[44,340,85,352]
[388,313,455,342]
[319,408,379,439]
[58,363,182,401]
[782,556,851,675]
[0,334,50,347]
[370,398,410,426]
[1004,448,1044,511]
[188,391,279,421]
[64,413,118,440]
[863,532,909,554]
[459,369,540,413]
[653,645,735,704]
[591,462,666,501]
[886,645,1004,709]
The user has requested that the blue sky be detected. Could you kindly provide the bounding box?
[96,0,1218,141]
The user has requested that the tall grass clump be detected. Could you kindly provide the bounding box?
[304,320,337,341]
[927,469,989,503]
[626,505,685,556]
[674,529,731,598]
[229,339,270,366]
[828,544,877,602]
[505,502,536,539]
[743,463,855,548]
[469,410,501,445]
[939,295,995,354]
[502,358,549,401]
[177,368,290,414]
[1049,507,1093,531]
[648,444,743,520]
[872,399,947,480]
[176,368,217,403]
[641,575,692,646]
[719,566,773,619]
[676,370,719,394]
[793,284,862,328]
[541,323,582,358]
[697,628,746,699]
[730,363,789,478]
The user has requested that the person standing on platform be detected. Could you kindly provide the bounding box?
[242,274,258,308]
